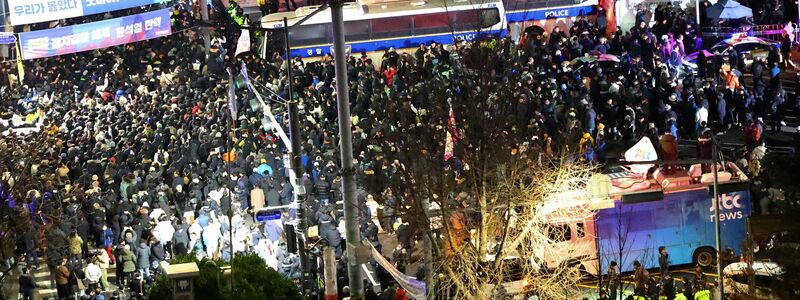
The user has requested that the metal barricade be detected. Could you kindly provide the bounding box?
[702,23,789,41]
[745,24,787,41]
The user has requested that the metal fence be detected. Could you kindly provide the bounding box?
[701,23,792,42]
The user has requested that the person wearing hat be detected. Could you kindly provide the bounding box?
[117,244,136,287]
[578,132,594,156]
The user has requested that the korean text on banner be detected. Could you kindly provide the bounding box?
[8,0,168,26]
[18,8,172,60]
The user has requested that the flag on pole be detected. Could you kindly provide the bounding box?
[240,61,255,93]
[444,131,455,161]
[600,0,616,38]
[240,62,292,150]
[227,68,238,122]
[367,242,426,300]
[15,41,24,86]
[234,29,251,57]
[444,103,458,161]
[447,103,460,141]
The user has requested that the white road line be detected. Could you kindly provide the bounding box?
[361,264,377,286]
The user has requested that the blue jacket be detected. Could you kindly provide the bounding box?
[102,228,114,247]
[136,243,150,269]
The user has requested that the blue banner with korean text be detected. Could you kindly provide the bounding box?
[8,0,170,26]
[18,8,172,60]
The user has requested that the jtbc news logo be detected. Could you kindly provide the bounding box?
[709,193,744,222]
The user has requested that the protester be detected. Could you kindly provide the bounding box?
[18,267,38,300]
[55,258,71,300]
[83,258,102,292]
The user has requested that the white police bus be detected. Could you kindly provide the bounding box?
[260,0,506,58]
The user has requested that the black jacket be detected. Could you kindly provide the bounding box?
[18,274,37,292]
[172,224,190,248]
[23,229,37,251]
[659,253,669,272]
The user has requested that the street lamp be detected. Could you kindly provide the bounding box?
[279,6,328,295]
[234,5,328,295]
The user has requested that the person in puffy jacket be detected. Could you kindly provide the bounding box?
[135,241,150,278]
[121,244,137,285]
[83,258,102,291]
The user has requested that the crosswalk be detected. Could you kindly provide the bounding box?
[2,262,120,300]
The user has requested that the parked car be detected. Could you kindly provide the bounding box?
[684,36,780,74]
[712,36,779,65]
[722,261,785,300]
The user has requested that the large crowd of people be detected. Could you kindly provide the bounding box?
[0,0,798,299]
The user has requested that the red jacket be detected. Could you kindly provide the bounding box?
[745,123,761,145]
[395,287,408,300]
[384,68,398,86]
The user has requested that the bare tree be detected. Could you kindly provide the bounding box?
[0,133,70,295]
[428,156,597,299]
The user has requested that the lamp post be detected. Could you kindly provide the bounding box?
[282,15,314,295]
[696,0,701,28]
[279,5,329,293]
[330,0,364,298]
[202,0,211,58]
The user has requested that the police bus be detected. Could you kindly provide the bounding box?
[260,0,506,58]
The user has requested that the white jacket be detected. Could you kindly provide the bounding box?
[154,221,175,244]
[84,263,102,284]
[696,106,708,124]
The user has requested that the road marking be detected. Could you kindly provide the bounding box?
[361,264,377,286]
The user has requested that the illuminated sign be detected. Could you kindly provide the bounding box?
[506,5,596,22]
[18,8,172,60]
[709,193,745,222]
[8,0,169,26]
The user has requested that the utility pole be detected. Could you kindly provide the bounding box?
[239,5,326,294]
[323,247,338,300]
[422,196,435,300]
[711,137,723,297]
[284,16,312,296]
[201,0,211,59]
[330,0,363,298]
[696,0,701,29]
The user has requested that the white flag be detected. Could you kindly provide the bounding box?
[234,29,251,57]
